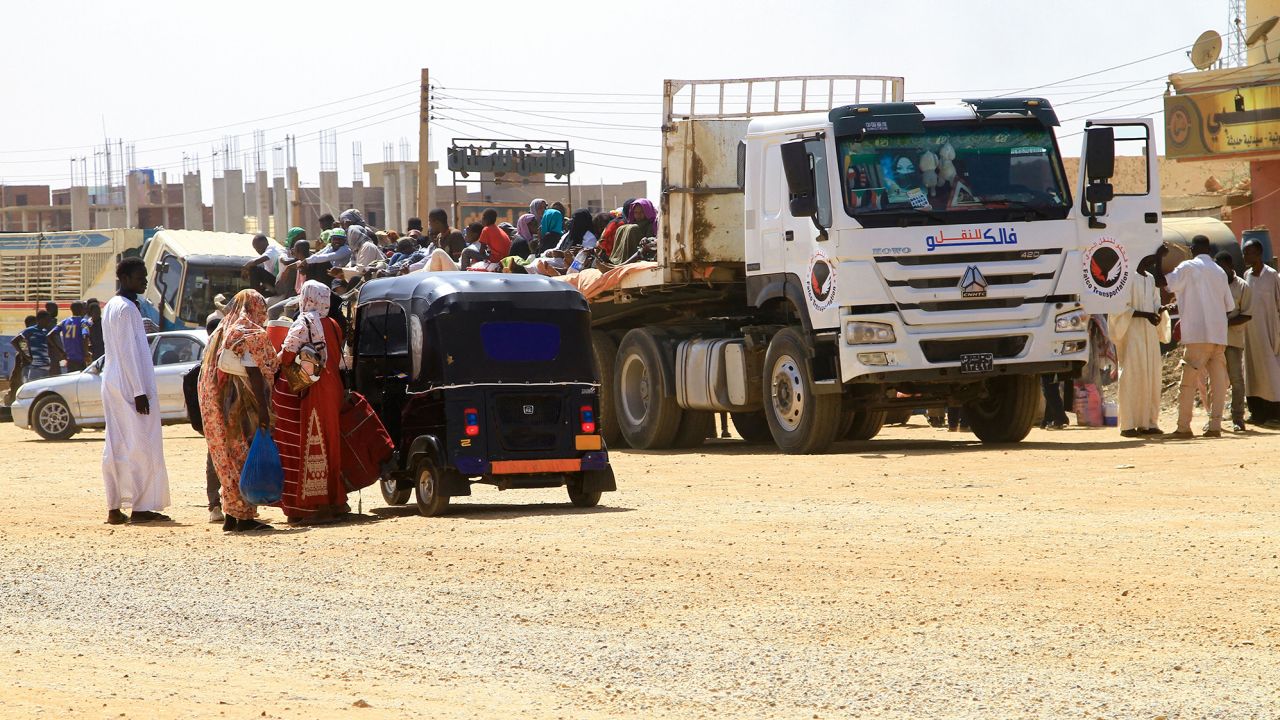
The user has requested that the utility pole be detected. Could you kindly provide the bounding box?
[417,68,432,218]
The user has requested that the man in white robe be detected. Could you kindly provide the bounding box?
[101,257,171,524]
[1109,256,1167,437]
[1242,240,1280,427]
[1155,236,1235,438]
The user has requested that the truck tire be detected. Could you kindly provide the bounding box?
[590,330,626,448]
[963,374,1038,443]
[32,394,78,441]
[763,328,842,454]
[730,411,773,443]
[844,409,887,441]
[615,328,682,449]
[671,410,713,448]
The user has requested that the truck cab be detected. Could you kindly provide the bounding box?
[140,229,284,330]
[586,77,1161,454]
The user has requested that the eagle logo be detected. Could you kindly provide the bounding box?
[1088,246,1123,288]
[805,251,837,311]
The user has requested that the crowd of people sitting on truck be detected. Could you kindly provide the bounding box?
[250,199,658,309]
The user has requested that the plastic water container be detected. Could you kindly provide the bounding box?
[1103,401,1119,427]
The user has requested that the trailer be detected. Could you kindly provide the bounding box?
[585,76,1162,454]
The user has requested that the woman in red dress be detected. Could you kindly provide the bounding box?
[272,280,347,523]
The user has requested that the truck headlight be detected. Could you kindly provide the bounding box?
[1055,309,1086,333]
[845,321,896,345]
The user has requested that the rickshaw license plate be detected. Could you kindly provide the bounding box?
[959,353,994,374]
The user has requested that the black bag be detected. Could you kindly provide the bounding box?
[183,365,204,435]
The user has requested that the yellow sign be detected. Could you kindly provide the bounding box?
[1166,85,1280,160]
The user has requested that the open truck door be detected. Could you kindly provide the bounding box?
[1074,118,1162,314]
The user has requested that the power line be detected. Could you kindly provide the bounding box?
[434,105,660,148]
[436,92,655,130]
[432,116,660,163]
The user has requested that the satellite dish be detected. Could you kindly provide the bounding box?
[1246,15,1280,63]
[1191,30,1223,70]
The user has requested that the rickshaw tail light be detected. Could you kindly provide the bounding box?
[580,405,596,434]
[464,407,480,436]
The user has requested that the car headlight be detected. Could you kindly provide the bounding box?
[1055,309,1086,333]
[845,321,896,345]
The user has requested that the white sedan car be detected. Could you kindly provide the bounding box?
[10,329,207,440]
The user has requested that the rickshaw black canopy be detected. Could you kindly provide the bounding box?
[355,272,596,387]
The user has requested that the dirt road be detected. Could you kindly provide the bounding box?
[0,417,1275,719]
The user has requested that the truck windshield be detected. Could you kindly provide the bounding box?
[179,267,247,325]
[838,121,1071,227]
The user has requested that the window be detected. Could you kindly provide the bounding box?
[157,253,183,311]
[480,322,560,362]
[1109,124,1149,196]
[762,145,783,218]
[837,121,1071,227]
[357,302,408,356]
[152,335,203,365]
[179,267,245,324]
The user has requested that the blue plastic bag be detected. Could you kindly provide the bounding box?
[239,429,284,505]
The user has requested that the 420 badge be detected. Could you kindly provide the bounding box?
[806,250,837,311]
[1081,237,1129,299]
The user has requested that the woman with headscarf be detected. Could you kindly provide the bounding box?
[558,208,599,252]
[610,198,659,264]
[515,213,539,256]
[540,206,565,250]
[600,199,634,257]
[529,198,548,225]
[271,280,347,524]
[198,290,280,533]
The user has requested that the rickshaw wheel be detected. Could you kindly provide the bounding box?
[414,459,451,517]
[380,475,411,506]
[567,477,602,508]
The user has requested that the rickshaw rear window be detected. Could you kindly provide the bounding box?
[358,306,409,355]
[480,322,561,362]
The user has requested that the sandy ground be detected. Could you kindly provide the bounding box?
[0,415,1276,719]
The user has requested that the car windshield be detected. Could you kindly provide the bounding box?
[179,267,247,324]
[838,121,1071,227]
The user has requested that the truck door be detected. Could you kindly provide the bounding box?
[1074,119,1162,314]
[781,136,838,330]
[754,142,787,277]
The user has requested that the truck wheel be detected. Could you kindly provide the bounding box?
[671,410,713,448]
[763,328,842,454]
[730,411,773,443]
[380,475,411,506]
[414,459,450,517]
[845,409,887,441]
[567,475,603,508]
[963,375,1038,443]
[32,394,77,441]
[591,330,626,448]
[615,328,682,449]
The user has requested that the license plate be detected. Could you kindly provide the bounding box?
[959,353,994,374]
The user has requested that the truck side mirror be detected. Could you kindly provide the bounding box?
[1083,126,1116,229]
[780,140,816,218]
[1084,127,1115,181]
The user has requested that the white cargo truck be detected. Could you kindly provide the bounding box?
[588,76,1161,454]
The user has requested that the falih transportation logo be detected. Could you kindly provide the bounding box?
[1082,237,1129,298]
[806,250,836,311]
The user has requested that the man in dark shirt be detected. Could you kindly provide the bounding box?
[85,299,106,360]
[427,208,467,261]
[53,301,92,371]
[12,311,56,381]
[5,315,36,404]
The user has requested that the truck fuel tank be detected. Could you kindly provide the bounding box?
[675,338,762,412]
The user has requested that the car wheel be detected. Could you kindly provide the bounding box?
[414,458,450,517]
[380,475,411,506]
[32,395,78,441]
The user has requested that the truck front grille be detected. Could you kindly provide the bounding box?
[920,336,1028,363]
